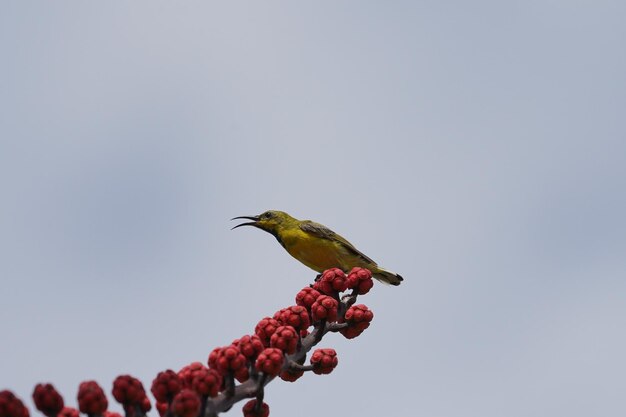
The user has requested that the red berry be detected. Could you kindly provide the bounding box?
[310,295,339,322]
[210,345,247,376]
[273,305,310,332]
[269,325,299,354]
[151,370,182,403]
[0,391,29,417]
[112,375,145,407]
[295,287,321,310]
[171,390,200,417]
[191,368,222,397]
[155,402,168,417]
[233,335,264,360]
[313,268,347,295]
[254,348,284,376]
[242,400,269,417]
[346,267,374,294]
[77,381,108,415]
[254,317,281,347]
[104,412,122,417]
[178,362,206,388]
[32,384,64,417]
[310,348,338,375]
[207,349,220,371]
[340,304,374,339]
[234,366,250,383]
[140,396,151,413]
[57,408,78,417]
[279,368,304,383]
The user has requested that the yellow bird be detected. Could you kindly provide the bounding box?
[232,210,403,286]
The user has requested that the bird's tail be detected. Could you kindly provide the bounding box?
[372,267,404,286]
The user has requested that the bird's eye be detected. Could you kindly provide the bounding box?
[263,212,273,219]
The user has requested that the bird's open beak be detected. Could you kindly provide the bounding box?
[231,215,260,230]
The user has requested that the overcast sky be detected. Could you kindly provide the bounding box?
[2,2,625,417]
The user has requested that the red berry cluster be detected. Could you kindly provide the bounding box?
[279,367,304,383]
[0,391,29,417]
[155,402,168,417]
[242,400,269,417]
[178,362,205,388]
[112,375,149,411]
[295,287,321,310]
[32,384,63,417]
[346,267,374,294]
[254,317,281,347]
[279,356,305,383]
[191,368,222,398]
[58,408,78,417]
[233,335,264,360]
[209,346,248,382]
[140,398,151,414]
[310,348,338,375]
[311,295,339,322]
[313,268,347,295]
[269,326,299,354]
[171,390,200,417]
[341,304,374,339]
[77,381,108,415]
[8,267,379,417]
[254,348,284,376]
[152,362,222,415]
[273,306,310,332]
[151,370,182,403]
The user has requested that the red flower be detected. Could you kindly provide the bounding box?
[310,349,338,375]
[32,384,64,417]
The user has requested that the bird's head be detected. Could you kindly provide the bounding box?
[231,210,294,234]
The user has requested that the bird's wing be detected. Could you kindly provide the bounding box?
[299,221,377,265]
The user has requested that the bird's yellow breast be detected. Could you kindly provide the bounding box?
[277,227,348,272]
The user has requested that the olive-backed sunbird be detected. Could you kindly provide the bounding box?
[232,210,403,286]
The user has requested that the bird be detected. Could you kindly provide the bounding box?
[231,210,403,286]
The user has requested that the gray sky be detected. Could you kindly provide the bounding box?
[2,2,625,416]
